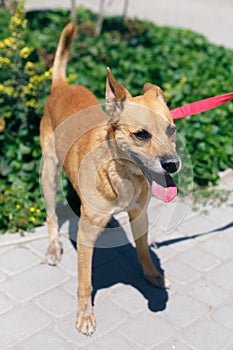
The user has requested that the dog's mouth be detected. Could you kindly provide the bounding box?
[151,173,177,202]
[129,152,178,202]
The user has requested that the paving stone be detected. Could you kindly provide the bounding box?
[20,330,73,350]
[93,296,129,335]
[55,314,99,348]
[157,339,192,350]
[0,233,23,246]
[155,230,196,254]
[59,248,77,276]
[164,259,199,285]
[55,298,128,348]
[221,227,233,245]
[163,279,180,297]
[147,198,164,226]
[0,246,40,275]
[109,283,147,313]
[118,312,176,348]
[0,270,6,283]
[0,264,68,302]
[80,332,143,350]
[207,261,233,291]
[178,215,218,236]
[205,207,233,226]
[0,246,13,256]
[169,236,197,253]
[161,293,208,328]
[0,291,14,315]
[149,198,194,234]
[153,245,177,263]
[0,304,52,349]
[179,247,220,272]
[93,287,111,304]
[180,319,233,350]
[188,279,229,307]
[26,237,50,258]
[63,277,77,297]
[200,236,233,260]
[36,288,76,318]
[27,236,73,259]
[212,304,233,330]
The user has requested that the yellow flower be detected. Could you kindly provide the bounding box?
[21,19,27,30]
[0,37,15,49]
[4,111,12,119]
[26,99,36,108]
[0,57,11,66]
[29,207,35,212]
[0,118,5,132]
[16,204,21,209]
[180,76,188,84]
[20,47,33,59]
[36,209,41,213]
[0,86,15,96]
[6,87,15,95]
[67,73,78,84]
[25,61,34,69]
[29,216,36,222]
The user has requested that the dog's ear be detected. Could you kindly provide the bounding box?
[105,67,130,118]
[143,83,164,100]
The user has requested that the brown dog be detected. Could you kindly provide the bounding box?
[40,22,181,335]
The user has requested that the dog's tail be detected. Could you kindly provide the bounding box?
[52,22,76,86]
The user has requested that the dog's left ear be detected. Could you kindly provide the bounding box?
[105,67,130,118]
[143,83,164,100]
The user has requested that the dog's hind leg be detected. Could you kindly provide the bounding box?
[40,118,63,265]
[128,207,169,289]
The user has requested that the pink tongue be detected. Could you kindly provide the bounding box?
[152,177,177,202]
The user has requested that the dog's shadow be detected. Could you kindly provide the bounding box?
[63,207,168,314]
[92,233,168,312]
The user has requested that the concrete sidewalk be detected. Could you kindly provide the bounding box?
[0,170,232,349]
[0,1,233,349]
[25,0,233,49]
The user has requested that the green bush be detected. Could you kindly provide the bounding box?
[0,1,49,232]
[0,4,232,233]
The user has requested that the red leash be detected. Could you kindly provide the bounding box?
[170,91,233,120]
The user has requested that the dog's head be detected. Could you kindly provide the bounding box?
[105,68,181,202]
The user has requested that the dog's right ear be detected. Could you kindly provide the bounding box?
[143,83,164,100]
[105,68,130,119]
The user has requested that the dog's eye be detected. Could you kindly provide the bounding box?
[166,124,176,138]
[132,129,152,142]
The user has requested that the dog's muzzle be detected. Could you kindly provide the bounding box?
[129,151,181,202]
[160,154,181,174]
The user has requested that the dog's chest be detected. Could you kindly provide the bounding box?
[108,165,144,215]
[110,186,142,215]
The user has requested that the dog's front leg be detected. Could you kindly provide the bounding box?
[76,210,110,336]
[128,208,169,289]
[76,240,96,335]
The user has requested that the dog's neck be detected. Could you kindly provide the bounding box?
[106,122,127,161]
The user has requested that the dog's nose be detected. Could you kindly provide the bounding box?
[160,155,181,174]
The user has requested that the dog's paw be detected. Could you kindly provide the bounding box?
[44,239,63,266]
[76,303,96,336]
[145,272,170,289]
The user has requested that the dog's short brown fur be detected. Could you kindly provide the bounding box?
[40,22,181,335]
